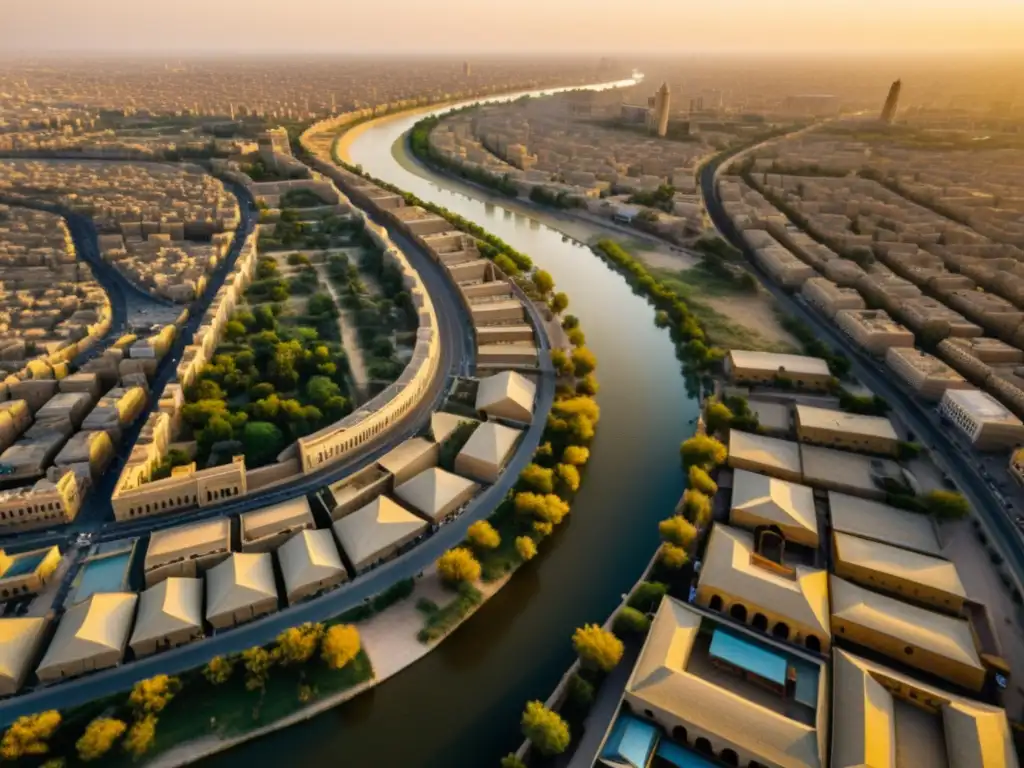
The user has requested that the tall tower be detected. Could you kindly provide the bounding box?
[880,79,902,124]
[653,81,671,138]
[462,60,471,77]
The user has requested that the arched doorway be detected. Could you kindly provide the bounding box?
[752,612,768,632]
[772,622,790,641]
[755,525,786,563]
[720,749,739,766]
[729,603,748,623]
[672,725,688,744]
[805,635,821,653]
[695,738,713,756]
[708,594,723,612]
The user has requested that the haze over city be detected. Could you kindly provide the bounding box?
[3,0,1024,54]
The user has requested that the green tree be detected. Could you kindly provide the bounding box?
[0,711,61,760]
[567,327,586,347]
[203,656,234,685]
[680,434,727,469]
[550,348,574,378]
[659,543,690,570]
[613,606,651,636]
[467,521,501,550]
[680,489,712,525]
[705,401,734,435]
[275,623,326,666]
[532,269,555,295]
[922,489,970,520]
[519,463,555,494]
[573,624,624,672]
[122,716,157,759]
[688,465,718,496]
[225,320,247,341]
[306,375,341,407]
[321,625,361,670]
[571,346,597,376]
[241,646,275,692]
[436,547,482,586]
[576,372,599,396]
[76,718,126,762]
[242,421,286,466]
[128,675,180,716]
[515,536,537,561]
[550,292,569,314]
[628,581,667,613]
[659,515,697,548]
[521,701,570,756]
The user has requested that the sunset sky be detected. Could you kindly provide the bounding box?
[4,0,1022,55]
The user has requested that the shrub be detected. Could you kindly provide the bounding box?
[203,656,234,685]
[613,606,652,636]
[659,516,697,548]
[436,547,482,586]
[628,581,667,613]
[467,521,501,550]
[555,463,581,493]
[680,489,712,525]
[688,465,718,495]
[76,718,126,762]
[128,675,181,716]
[566,673,595,710]
[519,463,555,494]
[275,623,326,666]
[122,716,157,759]
[562,445,590,466]
[659,543,690,570]
[573,624,624,672]
[321,625,361,670]
[515,536,537,561]
[0,711,61,760]
[521,701,570,756]
[680,434,727,469]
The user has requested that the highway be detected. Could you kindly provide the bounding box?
[698,148,1024,589]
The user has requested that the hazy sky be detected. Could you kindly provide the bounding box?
[4,0,1023,55]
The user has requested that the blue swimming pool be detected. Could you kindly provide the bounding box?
[71,553,131,603]
[3,552,46,578]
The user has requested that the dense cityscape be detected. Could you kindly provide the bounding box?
[0,3,1022,766]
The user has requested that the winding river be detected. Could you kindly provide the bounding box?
[205,83,699,768]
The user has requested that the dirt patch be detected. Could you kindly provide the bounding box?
[703,292,800,351]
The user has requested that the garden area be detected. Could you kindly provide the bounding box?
[258,209,365,252]
[182,254,353,468]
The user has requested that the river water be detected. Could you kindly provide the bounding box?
[205,83,698,768]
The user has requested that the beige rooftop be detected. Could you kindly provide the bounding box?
[475,370,536,423]
[944,388,1023,426]
[833,531,967,599]
[728,349,831,377]
[795,404,899,441]
[455,420,522,483]
[36,592,137,683]
[205,552,277,626]
[377,437,437,476]
[241,496,314,542]
[828,492,942,556]
[0,617,47,696]
[333,496,427,570]
[832,648,1018,768]
[730,469,819,546]
[430,411,478,444]
[830,575,982,672]
[728,430,803,477]
[278,528,347,602]
[394,466,479,522]
[627,597,825,768]
[700,525,831,638]
[129,577,203,654]
[145,517,231,570]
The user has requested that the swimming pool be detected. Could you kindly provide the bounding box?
[2,552,47,578]
[71,553,131,603]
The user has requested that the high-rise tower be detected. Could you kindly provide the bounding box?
[652,81,671,137]
[880,79,902,124]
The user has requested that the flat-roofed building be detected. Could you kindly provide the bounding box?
[832,531,967,614]
[697,525,831,653]
[429,411,478,444]
[454,421,522,484]
[0,545,61,599]
[35,391,93,430]
[333,496,427,573]
[278,528,348,604]
[240,496,315,553]
[726,350,832,391]
[377,437,439,484]
[327,465,391,520]
[727,430,803,483]
[802,277,865,318]
[795,404,899,456]
[729,469,819,547]
[835,309,915,355]
[205,552,278,630]
[939,388,1024,451]
[800,444,901,500]
[475,370,536,423]
[129,577,203,657]
[885,347,973,401]
[53,430,115,477]
[0,617,47,696]
[829,575,985,692]
[35,592,137,683]
[828,492,942,556]
[394,467,479,524]
[745,399,792,437]
[144,517,231,587]
[625,597,828,768]
[831,648,1018,768]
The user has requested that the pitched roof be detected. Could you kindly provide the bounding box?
[36,593,137,675]
[832,649,1018,768]
[278,528,347,595]
[205,553,277,621]
[830,576,982,671]
[728,430,803,476]
[394,467,479,521]
[475,370,536,422]
[130,577,203,648]
[457,420,522,467]
[333,496,427,567]
[0,618,46,691]
[241,496,313,542]
[627,597,825,768]
[377,437,437,476]
[730,469,818,541]
[429,411,478,443]
[729,350,831,377]
[828,492,942,556]
[833,531,966,599]
[795,404,899,441]
[699,524,831,637]
[145,517,231,569]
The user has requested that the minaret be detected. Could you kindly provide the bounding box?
[654,81,671,137]
[880,79,902,124]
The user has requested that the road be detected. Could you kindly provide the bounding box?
[698,147,1024,590]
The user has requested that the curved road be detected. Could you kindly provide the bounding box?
[699,148,1024,588]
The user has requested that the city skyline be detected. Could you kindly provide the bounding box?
[3,0,1023,55]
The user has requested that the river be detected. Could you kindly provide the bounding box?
[204,82,699,768]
